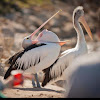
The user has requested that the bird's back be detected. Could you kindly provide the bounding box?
[42,46,88,87]
[4,43,61,79]
[64,51,100,98]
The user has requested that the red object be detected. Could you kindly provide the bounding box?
[13,73,24,86]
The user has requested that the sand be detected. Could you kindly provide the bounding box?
[0,76,65,98]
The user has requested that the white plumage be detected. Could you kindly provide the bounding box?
[41,6,93,87]
[4,10,66,88]
[4,29,63,78]
[47,46,87,83]
[64,51,100,98]
[17,43,61,74]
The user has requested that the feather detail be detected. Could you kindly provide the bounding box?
[4,44,46,79]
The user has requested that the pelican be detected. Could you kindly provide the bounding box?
[4,10,62,88]
[4,29,68,86]
[41,6,93,87]
[22,10,62,88]
[4,11,69,88]
[64,51,100,98]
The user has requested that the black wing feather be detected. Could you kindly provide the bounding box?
[42,59,59,87]
[4,44,46,79]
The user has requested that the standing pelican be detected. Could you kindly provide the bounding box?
[22,10,62,88]
[41,6,93,87]
[4,10,64,88]
[4,24,70,88]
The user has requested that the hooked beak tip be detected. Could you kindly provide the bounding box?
[54,40,71,46]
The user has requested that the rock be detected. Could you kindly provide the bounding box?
[51,27,61,34]
[21,8,34,15]
[0,32,4,46]
[13,33,27,51]
[28,15,43,26]
[49,19,60,27]
[63,23,73,32]
[0,63,5,76]
[28,25,36,33]
[3,37,14,52]
[11,22,27,33]
[2,50,11,59]
[5,13,16,20]
[0,46,3,61]
[2,25,14,37]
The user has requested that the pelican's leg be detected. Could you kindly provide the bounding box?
[32,78,37,87]
[32,74,37,88]
[34,73,41,88]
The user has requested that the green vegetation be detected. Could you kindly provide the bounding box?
[0,0,52,14]
[16,0,52,8]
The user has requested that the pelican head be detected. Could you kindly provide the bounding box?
[22,29,70,49]
[22,35,32,49]
[73,6,93,40]
[73,6,84,21]
[22,29,60,49]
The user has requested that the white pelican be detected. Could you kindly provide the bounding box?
[4,10,63,88]
[41,6,93,87]
[21,10,62,88]
[4,11,69,88]
[4,29,68,85]
[64,51,100,98]
[22,9,67,88]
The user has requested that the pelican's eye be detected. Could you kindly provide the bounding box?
[77,10,81,15]
[26,37,29,40]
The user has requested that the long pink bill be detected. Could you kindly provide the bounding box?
[32,39,71,46]
[52,40,71,46]
[30,10,62,40]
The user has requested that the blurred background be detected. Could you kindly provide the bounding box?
[0,0,99,76]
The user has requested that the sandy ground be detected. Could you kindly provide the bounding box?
[0,76,65,98]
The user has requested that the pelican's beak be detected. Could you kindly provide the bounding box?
[79,16,93,40]
[30,10,62,41]
[31,32,43,44]
[54,40,71,46]
[32,40,39,44]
